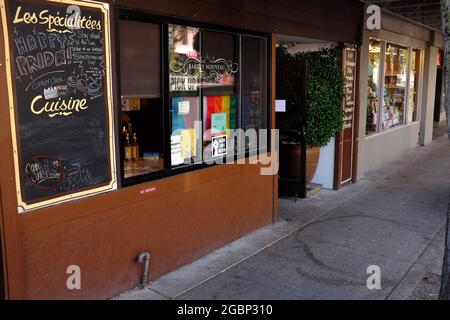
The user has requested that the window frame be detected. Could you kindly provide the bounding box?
[382,41,409,131]
[115,8,272,187]
[366,37,422,137]
[407,48,422,124]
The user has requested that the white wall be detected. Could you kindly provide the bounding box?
[360,123,420,174]
[312,138,335,189]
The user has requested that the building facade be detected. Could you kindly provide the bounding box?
[0,0,363,299]
[0,0,444,300]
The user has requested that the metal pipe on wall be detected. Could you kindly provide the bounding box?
[137,252,150,288]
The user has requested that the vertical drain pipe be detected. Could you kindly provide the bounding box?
[137,252,150,288]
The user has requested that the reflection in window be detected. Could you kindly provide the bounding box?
[367,39,380,134]
[169,25,202,168]
[168,26,243,165]
[118,17,269,185]
[383,43,408,130]
[201,30,239,161]
[408,49,420,123]
[242,35,267,152]
[119,19,164,179]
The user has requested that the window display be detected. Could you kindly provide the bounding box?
[201,30,239,161]
[169,25,202,167]
[118,15,268,184]
[383,43,408,130]
[367,39,381,134]
[366,39,419,135]
[169,26,242,165]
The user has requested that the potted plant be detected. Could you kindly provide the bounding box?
[277,45,344,186]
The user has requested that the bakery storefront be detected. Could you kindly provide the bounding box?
[0,0,362,299]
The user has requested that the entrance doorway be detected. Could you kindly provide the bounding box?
[275,35,339,199]
[275,48,307,198]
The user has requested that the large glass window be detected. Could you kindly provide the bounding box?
[367,39,381,135]
[383,43,408,130]
[168,26,241,166]
[366,39,420,136]
[242,35,268,152]
[119,19,164,179]
[201,30,239,162]
[118,14,268,184]
[169,25,202,168]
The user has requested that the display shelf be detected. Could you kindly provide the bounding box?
[124,157,164,179]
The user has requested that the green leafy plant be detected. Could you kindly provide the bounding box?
[276,45,345,148]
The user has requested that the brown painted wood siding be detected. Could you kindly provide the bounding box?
[117,0,363,42]
[19,163,274,299]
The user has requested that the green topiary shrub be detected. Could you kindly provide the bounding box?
[276,45,345,148]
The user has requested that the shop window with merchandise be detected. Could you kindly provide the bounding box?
[366,38,421,135]
[117,12,269,186]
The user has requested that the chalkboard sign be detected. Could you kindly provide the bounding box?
[1,0,116,212]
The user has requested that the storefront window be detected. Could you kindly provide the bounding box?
[382,43,408,130]
[168,26,241,165]
[242,35,268,152]
[366,39,419,136]
[201,30,239,161]
[367,39,381,135]
[408,49,420,123]
[169,25,202,167]
[118,13,268,184]
[119,19,164,179]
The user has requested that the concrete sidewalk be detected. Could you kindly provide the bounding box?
[117,135,450,300]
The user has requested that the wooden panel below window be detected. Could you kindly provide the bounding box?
[19,163,274,299]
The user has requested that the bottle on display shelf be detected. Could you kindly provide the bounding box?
[132,132,139,161]
[124,133,132,161]
[122,125,128,140]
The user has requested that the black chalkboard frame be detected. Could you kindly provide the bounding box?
[0,0,117,213]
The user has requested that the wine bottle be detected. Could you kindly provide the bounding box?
[124,133,132,161]
[132,132,139,161]
[122,125,128,140]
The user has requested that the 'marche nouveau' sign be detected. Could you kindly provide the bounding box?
[0,0,116,212]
